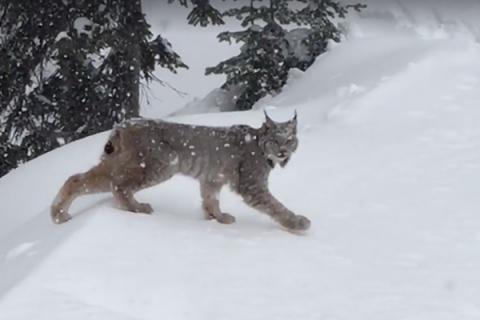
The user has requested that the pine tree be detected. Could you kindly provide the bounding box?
[206,0,292,110]
[0,0,186,177]
[206,0,364,110]
[293,0,365,70]
[169,0,225,27]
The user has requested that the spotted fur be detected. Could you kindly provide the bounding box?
[51,112,310,231]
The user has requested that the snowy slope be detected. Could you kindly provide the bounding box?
[139,1,241,117]
[2,1,480,319]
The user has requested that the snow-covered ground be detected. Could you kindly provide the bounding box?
[1,1,480,319]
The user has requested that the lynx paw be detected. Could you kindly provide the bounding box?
[203,211,215,220]
[216,213,236,224]
[283,215,311,231]
[52,210,72,224]
[134,203,153,214]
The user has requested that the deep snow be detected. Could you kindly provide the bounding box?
[1,1,480,319]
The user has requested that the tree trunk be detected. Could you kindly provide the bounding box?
[121,0,142,119]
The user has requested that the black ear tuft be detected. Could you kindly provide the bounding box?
[291,110,298,125]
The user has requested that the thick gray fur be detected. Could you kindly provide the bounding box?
[51,112,310,231]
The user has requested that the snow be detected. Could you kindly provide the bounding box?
[1,1,480,319]
[140,1,241,117]
[5,243,36,261]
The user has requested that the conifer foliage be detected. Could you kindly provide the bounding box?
[169,0,225,27]
[206,0,364,110]
[0,0,186,177]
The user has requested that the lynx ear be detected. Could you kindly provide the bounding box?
[291,110,298,125]
[264,110,275,127]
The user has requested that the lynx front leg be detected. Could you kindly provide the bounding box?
[241,190,310,231]
[200,182,235,224]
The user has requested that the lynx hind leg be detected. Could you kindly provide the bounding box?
[111,163,176,215]
[51,163,112,224]
[200,182,235,224]
[110,136,179,215]
[112,182,153,215]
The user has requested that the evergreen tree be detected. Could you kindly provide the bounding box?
[206,1,292,110]
[206,21,290,110]
[0,0,186,177]
[206,0,364,110]
[169,0,225,26]
[293,0,365,70]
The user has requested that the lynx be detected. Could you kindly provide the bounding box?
[51,112,311,231]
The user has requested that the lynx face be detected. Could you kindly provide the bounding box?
[259,112,298,168]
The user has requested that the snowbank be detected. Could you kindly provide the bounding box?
[1,1,480,319]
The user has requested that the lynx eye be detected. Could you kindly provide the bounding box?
[286,136,295,144]
[267,140,279,149]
